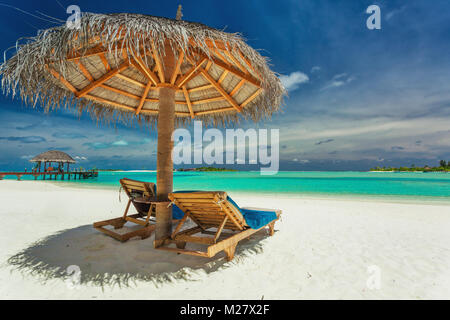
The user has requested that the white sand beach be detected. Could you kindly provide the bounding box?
[0,180,449,299]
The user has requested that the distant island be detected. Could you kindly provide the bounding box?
[371,160,450,172]
[176,167,238,172]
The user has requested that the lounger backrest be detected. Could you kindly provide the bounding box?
[168,191,248,231]
[120,178,155,199]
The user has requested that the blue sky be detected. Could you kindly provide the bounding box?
[0,0,449,171]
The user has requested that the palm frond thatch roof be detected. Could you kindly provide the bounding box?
[30,150,76,163]
[0,13,286,127]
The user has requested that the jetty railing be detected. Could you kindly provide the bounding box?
[0,169,99,181]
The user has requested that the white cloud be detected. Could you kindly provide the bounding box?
[311,66,321,73]
[276,115,450,162]
[281,117,450,142]
[112,140,128,146]
[386,6,407,21]
[292,158,309,164]
[321,73,356,90]
[333,73,347,80]
[279,71,309,92]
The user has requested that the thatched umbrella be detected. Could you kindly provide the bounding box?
[30,150,76,164]
[30,150,76,173]
[0,9,285,246]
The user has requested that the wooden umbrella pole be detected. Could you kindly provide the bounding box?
[155,87,175,247]
[154,41,177,247]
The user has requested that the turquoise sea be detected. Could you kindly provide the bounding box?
[9,170,449,202]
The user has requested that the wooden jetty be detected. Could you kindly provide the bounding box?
[0,149,98,181]
[0,170,98,181]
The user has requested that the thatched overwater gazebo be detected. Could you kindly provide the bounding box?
[0,8,285,246]
[30,150,76,173]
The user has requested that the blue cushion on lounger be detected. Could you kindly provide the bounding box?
[239,208,278,229]
[173,191,277,229]
[226,196,278,229]
[172,204,185,220]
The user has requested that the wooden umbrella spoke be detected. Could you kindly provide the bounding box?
[130,55,159,85]
[135,81,153,115]
[67,38,129,61]
[115,73,147,88]
[191,96,224,105]
[76,61,129,98]
[218,70,229,84]
[67,40,123,60]
[46,66,78,94]
[200,69,242,112]
[184,52,198,66]
[195,107,235,116]
[99,53,111,71]
[74,59,94,81]
[188,84,214,93]
[170,50,184,84]
[182,86,195,118]
[175,57,208,88]
[100,84,141,100]
[241,88,262,108]
[212,48,231,66]
[222,49,249,75]
[151,40,165,83]
[205,60,212,72]
[213,58,260,87]
[189,38,231,52]
[67,44,108,61]
[85,93,136,111]
[236,47,263,80]
[230,79,245,96]
[198,53,261,87]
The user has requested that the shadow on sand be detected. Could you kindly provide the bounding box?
[7,223,269,288]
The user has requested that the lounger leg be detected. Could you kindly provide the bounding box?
[224,244,237,261]
[268,222,275,236]
[140,227,154,240]
[176,241,186,249]
[112,219,126,229]
[122,199,132,219]
[143,205,154,226]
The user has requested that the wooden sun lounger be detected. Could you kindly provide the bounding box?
[156,191,281,261]
[93,178,174,242]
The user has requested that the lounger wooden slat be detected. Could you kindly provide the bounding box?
[197,219,237,226]
[182,204,223,208]
[170,194,214,198]
[157,191,281,261]
[188,212,226,218]
[201,230,235,237]
[186,211,225,216]
[190,210,226,220]
[174,199,220,204]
